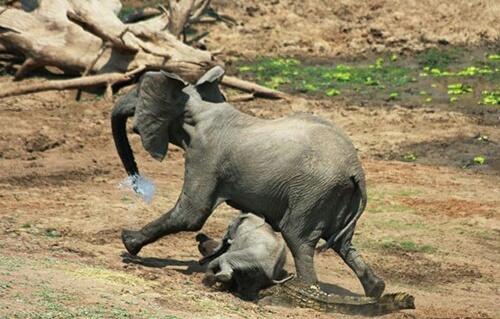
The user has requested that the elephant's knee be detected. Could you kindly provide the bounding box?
[183,218,205,231]
[174,210,209,232]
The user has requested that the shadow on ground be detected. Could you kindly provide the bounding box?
[121,252,205,274]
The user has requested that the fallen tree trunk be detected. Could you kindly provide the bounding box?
[0,0,287,100]
[0,0,215,81]
[0,67,145,99]
[221,76,289,100]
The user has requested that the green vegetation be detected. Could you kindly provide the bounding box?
[447,83,473,95]
[481,90,500,105]
[236,48,500,107]
[365,238,436,254]
[473,155,486,165]
[44,228,61,238]
[238,57,412,96]
[417,47,462,69]
[402,153,417,162]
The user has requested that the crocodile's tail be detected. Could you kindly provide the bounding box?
[317,175,367,252]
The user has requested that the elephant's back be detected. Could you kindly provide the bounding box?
[220,113,364,215]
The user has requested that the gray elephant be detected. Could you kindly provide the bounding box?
[195,213,290,299]
[111,66,385,298]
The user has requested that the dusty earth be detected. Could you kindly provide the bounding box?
[1,0,499,318]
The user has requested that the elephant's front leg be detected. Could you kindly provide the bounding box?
[122,173,218,255]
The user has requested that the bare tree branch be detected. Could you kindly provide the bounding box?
[221,76,289,100]
[0,66,145,99]
[66,11,138,53]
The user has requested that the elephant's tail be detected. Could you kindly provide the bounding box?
[111,88,139,176]
[317,175,367,252]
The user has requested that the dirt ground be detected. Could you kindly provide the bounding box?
[1,0,499,318]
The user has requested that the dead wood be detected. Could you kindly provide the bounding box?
[122,7,163,24]
[228,93,255,102]
[221,76,289,100]
[0,0,287,101]
[0,0,216,81]
[167,0,212,38]
[0,66,145,99]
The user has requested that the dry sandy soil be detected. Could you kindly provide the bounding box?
[1,0,499,318]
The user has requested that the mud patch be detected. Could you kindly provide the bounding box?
[85,228,121,245]
[400,197,498,218]
[0,167,110,187]
[375,253,483,286]
[24,133,64,153]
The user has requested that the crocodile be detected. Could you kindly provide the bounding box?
[259,278,415,316]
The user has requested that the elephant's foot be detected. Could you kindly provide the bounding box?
[202,273,217,286]
[121,229,145,256]
[362,275,385,298]
[215,271,233,283]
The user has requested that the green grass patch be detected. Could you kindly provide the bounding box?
[376,218,427,230]
[236,48,499,107]
[481,90,500,105]
[417,47,462,69]
[237,57,412,96]
[68,265,151,287]
[363,238,436,254]
[0,255,23,272]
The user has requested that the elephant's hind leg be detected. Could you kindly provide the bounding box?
[280,217,322,284]
[333,237,385,298]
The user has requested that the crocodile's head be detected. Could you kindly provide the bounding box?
[380,292,415,310]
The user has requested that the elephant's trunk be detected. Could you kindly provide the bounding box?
[111,90,139,176]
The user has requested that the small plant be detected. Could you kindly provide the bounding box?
[388,92,399,100]
[238,66,252,72]
[481,90,500,105]
[265,75,289,89]
[300,81,319,92]
[402,153,417,162]
[373,57,384,69]
[457,66,494,76]
[45,228,61,238]
[473,155,486,165]
[364,76,379,86]
[447,83,473,95]
[325,88,341,97]
[390,53,398,62]
[487,54,500,61]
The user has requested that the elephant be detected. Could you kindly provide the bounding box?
[111,66,386,299]
[195,213,290,299]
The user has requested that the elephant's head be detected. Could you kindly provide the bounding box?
[111,66,225,179]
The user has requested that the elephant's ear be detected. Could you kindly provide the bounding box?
[194,66,226,102]
[133,71,189,161]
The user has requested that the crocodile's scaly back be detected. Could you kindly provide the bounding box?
[259,279,415,316]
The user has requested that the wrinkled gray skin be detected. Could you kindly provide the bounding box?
[196,213,288,299]
[111,66,385,298]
